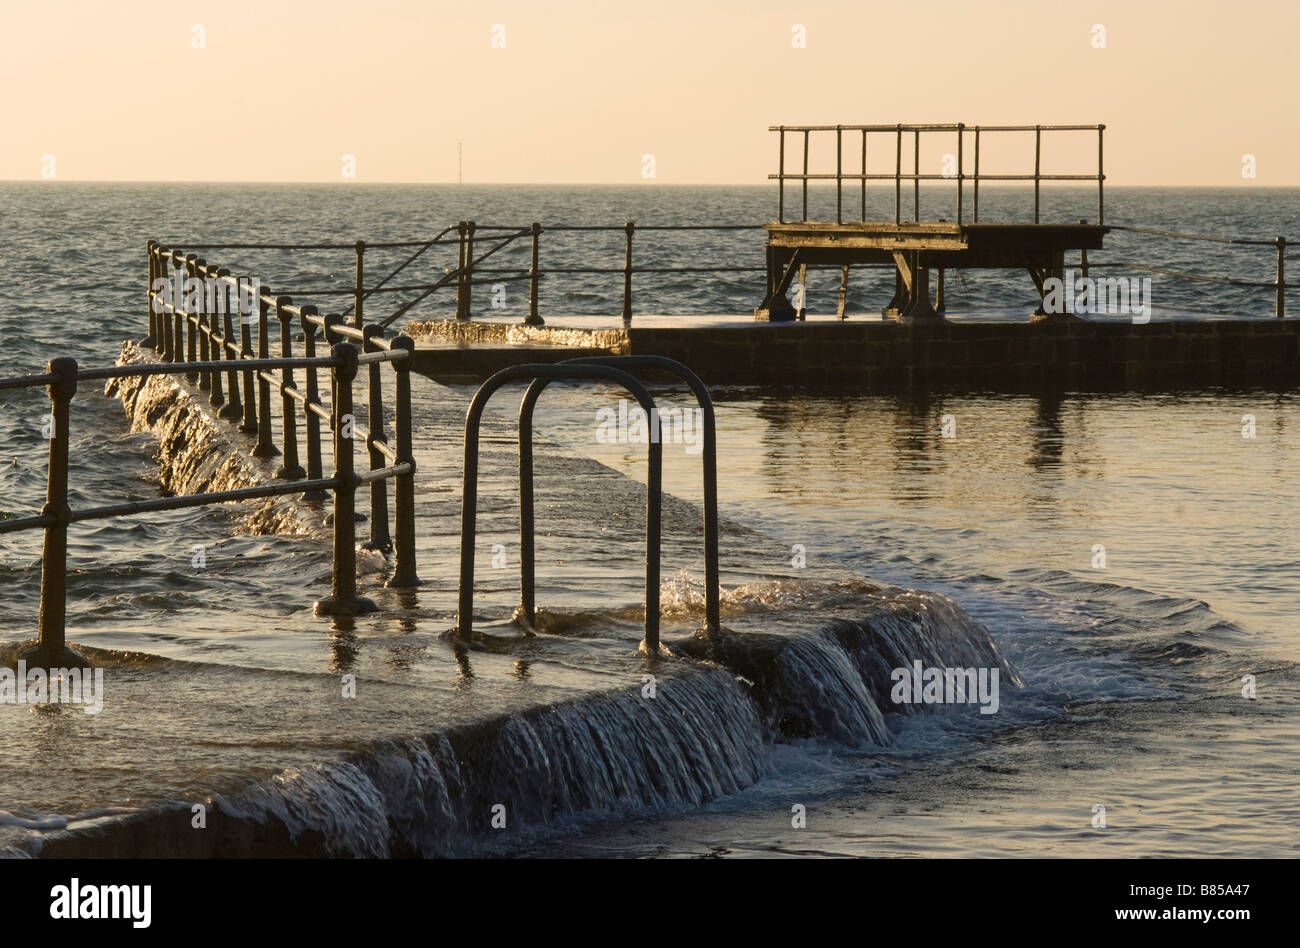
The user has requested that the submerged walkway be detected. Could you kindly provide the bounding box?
[3,355,927,857]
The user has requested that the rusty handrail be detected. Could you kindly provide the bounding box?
[1,248,425,669]
[455,363,664,654]
[519,355,721,637]
[156,224,769,330]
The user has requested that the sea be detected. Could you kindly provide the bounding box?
[0,183,1297,856]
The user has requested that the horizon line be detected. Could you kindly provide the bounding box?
[3,179,1296,188]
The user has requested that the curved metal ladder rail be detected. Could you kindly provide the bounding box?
[519,355,719,636]
[456,363,664,652]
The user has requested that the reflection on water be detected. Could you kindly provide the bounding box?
[748,390,1104,515]
[550,385,1296,642]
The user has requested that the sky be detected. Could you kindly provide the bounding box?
[1,0,1296,185]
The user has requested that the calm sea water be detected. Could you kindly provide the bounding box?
[0,184,1297,856]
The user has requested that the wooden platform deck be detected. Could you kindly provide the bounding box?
[759,221,1111,322]
[766,221,1107,262]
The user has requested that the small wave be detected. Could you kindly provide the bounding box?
[0,811,67,831]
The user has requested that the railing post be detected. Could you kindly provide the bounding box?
[174,258,188,366]
[802,129,810,222]
[156,245,170,365]
[457,221,475,320]
[197,262,214,391]
[622,221,635,325]
[275,296,304,480]
[1277,236,1287,319]
[455,220,467,318]
[465,221,476,318]
[187,256,203,383]
[895,124,902,226]
[21,357,86,668]
[836,124,843,224]
[387,334,421,588]
[166,250,182,357]
[956,123,964,226]
[315,342,377,616]
[361,324,392,551]
[353,240,365,329]
[324,313,343,442]
[164,256,181,363]
[145,241,158,347]
[156,248,169,356]
[150,245,165,353]
[171,251,186,360]
[914,128,920,223]
[860,129,868,221]
[184,258,198,381]
[1097,124,1107,226]
[1034,124,1042,224]
[218,269,242,420]
[300,306,328,500]
[973,127,981,223]
[160,253,173,362]
[204,262,226,409]
[251,292,279,459]
[238,279,257,433]
[525,222,544,326]
[777,126,785,223]
[1098,124,1106,226]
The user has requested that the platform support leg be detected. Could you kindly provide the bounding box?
[1029,252,1077,322]
[890,251,940,323]
[901,257,939,321]
[883,265,906,319]
[754,247,800,321]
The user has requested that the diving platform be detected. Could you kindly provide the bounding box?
[755,123,1110,321]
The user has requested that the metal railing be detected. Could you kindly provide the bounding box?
[157,215,1300,331]
[147,241,421,592]
[147,241,421,590]
[455,364,665,653]
[769,123,1106,226]
[454,356,721,653]
[0,332,418,667]
[519,355,720,637]
[169,223,766,330]
[1100,226,1291,318]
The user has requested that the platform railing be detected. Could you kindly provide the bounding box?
[768,123,1106,227]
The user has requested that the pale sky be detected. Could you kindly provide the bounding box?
[2,0,1296,185]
